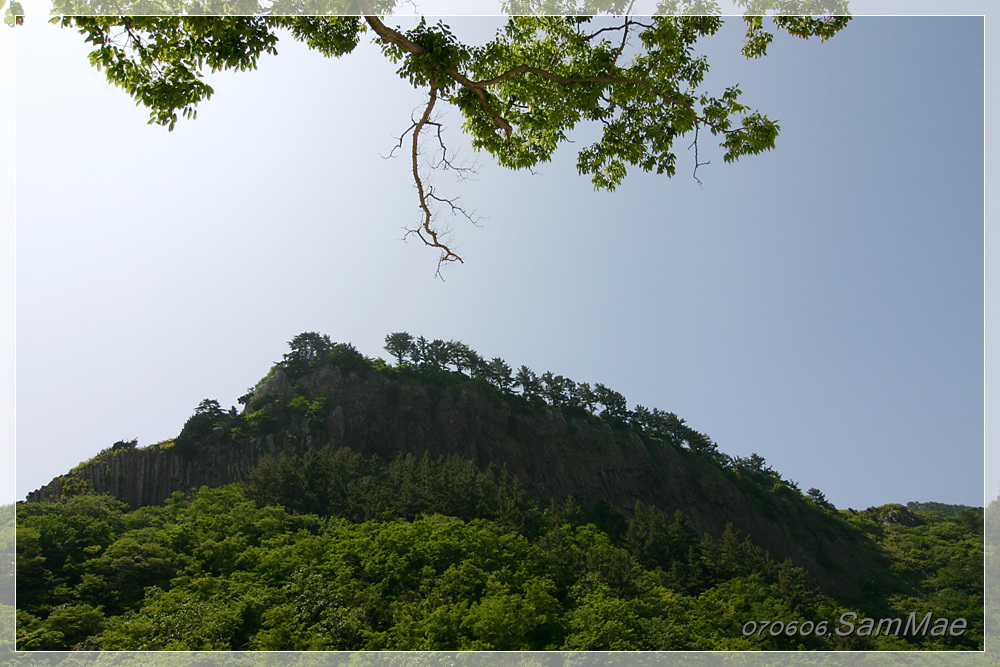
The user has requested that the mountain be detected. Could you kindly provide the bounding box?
[17,333,986,651]
[27,334,888,600]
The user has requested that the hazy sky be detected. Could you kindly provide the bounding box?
[7,9,991,510]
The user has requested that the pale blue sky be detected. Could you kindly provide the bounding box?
[8,12,989,510]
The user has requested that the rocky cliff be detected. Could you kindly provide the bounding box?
[27,362,877,598]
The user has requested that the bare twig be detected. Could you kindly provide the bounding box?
[689,124,710,187]
[609,1,639,70]
[381,119,418,160]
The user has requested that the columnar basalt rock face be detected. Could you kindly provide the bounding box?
[26,364,872,597]
[25,440,265,509]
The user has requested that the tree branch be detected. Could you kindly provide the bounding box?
[406,82,464,275]
[609,1,639,70]
[363,12,514,141]
[689,124,709,187]
[364,14,733,152]
[360,10,732,268]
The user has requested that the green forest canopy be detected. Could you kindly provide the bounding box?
[15,453,985,651]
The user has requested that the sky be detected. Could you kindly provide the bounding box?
[5,9,991,511]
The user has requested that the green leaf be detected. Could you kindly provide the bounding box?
[3,1,23,27]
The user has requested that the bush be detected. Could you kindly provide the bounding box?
[111,439,137,452]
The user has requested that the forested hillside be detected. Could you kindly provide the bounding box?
[15,462,986,650]
[16,333,986,651]
[24,333,881,596]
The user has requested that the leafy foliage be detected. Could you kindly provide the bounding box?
[906,501,976,519]
[173,398,227,454]
[280,332,334,376]
[16,466,983,651]
[54,13,849,267]
[244,447,538,534]
[60,14,846,179]
[870,507,985,649]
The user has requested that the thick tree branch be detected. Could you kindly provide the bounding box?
[362,12,424,56]
[363,12,514,140]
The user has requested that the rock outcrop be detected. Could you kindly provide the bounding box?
[26,363,877,598]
